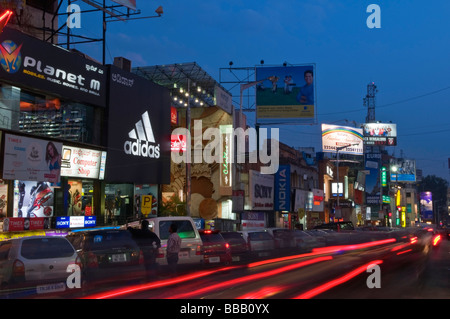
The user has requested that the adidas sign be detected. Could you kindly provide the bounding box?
[124,111,160,158]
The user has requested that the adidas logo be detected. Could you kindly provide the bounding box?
[124,111,160,158]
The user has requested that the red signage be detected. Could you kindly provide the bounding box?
[171,106,178,125]
[3,217,50,231]
[171,134,187,152]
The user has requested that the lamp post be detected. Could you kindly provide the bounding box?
[335,143,358,219]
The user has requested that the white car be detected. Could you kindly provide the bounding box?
[0,236,80,295]
[126,217,203,267]
[238,229,275,258]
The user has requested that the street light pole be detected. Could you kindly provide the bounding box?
[335,143,358,220]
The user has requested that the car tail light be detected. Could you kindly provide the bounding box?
[196,245,203,255]
[138,250,145,264]
[410,236,418,244]
[12,259,25,279]
[433,235,441,246]
[157,247,165,258]
[87,252,98,268]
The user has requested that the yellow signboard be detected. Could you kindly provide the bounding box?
[141,195,153,217]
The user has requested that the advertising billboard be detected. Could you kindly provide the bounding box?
[362,123,397,146]
[365,153,381,206]
[274,165,291,211]
[321,124,364,155]
[3,134,63,184]
[106,65,171,184]
[0,27,106,107]
[420,192,433,220]
[60,146,106,180]
[247,170,274,211]
[255,64,316,124]
[111,0,137,10]
[13,180,54,218]
[390,158,416,182]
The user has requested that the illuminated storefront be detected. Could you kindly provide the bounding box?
[0,27,107,230]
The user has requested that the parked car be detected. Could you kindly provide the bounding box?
[265,228,296,251]
[220,231,249,263]
[314,221,355,231]
[66,229,146,287]
[293,230,326,252]
[126,217,203,268]
[238,229,275,258]
[0,236,80,295]
[198,230,232,266]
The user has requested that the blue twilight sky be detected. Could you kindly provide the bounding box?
[65,0,450,183]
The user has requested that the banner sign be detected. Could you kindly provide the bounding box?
[247,170,274,211]
[420,192,433,221]
[3,217,50,231]
[4,134,62,184]
[55,216,97,229]
[256,64,316,124]
[0,27,106,106]
[321,124,363,155]
[106,65,171,184]
[390,158,416,182]
[60,146,106,179]
[274,165,291,211]
[362,123,397,146]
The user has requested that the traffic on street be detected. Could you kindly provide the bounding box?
[0,219,447,300]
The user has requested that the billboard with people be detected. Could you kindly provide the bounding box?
[255,64,316,124]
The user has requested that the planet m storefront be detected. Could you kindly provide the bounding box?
[0,26,109,232]
[0,27,171,232]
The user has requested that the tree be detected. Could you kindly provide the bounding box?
[159,194,186,217]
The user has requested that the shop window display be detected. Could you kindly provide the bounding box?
[105,184,134,225]
[0,84,99,144]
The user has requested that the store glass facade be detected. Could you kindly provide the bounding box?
[0,83,101,144]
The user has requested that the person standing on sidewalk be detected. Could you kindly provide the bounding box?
[166,223,181,276]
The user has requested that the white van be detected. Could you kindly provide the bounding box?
[126,217,203,266]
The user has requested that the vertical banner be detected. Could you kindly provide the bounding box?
[365,153,381,206]
[420,192,433,221]
[219,125,233,195]
[248,170,274,211]
[274,165,291,211]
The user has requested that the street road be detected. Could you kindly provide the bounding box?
[82,235,449,300]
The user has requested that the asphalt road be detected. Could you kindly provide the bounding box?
[81,236,449,300]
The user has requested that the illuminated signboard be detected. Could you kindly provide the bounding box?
[362,123,397,146]
[60,146,106,180]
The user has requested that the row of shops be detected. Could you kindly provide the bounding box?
[0,26,169,232]
[0,25,398,234]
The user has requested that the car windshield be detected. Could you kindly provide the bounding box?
[248,232,272,241]
[20,238,74,259]
[200,233,225,243]
[83,231,135,250]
